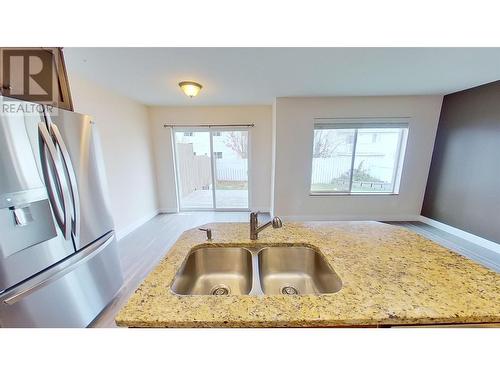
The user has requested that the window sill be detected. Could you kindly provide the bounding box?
[309,192,399,197]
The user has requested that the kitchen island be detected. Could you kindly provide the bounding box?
[116,222,500,327]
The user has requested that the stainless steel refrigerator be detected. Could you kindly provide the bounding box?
[0,97,123,327]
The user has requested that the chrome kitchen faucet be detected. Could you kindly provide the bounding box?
[249,211,283,240]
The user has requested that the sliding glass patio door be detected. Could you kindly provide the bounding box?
[174,128,249,211]
[174,130,214,209]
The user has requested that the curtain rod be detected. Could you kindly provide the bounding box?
[163,123,254,128]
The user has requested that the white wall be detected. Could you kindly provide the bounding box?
[270,99,277,215]
[69,74,159,238]
[273,96,443,220]
[66,76,442,227]
[148,106,273,212]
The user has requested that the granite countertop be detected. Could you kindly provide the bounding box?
[115,222,500,327]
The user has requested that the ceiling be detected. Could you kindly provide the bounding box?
[64,48,500,106]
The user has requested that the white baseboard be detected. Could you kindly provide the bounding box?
[419,215,500,255]
[159,207,178,214]
[116,209,160,241]
[280,214,421,222]
[250,207,271,213]
[159,207,269,214]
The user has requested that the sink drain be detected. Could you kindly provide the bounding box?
[210,285,231,295]
[281,285,299,295]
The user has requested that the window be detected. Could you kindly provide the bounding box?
[214,151,223,159]
[183,131,194,136]
[310,120,408,194]
[213,131,221,136]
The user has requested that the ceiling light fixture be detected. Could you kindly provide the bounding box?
[178,81,202,98]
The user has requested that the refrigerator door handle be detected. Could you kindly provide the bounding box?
[38,122,72,241]
[49,122,81,248]
[0,231,115,305]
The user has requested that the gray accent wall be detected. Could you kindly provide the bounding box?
[422,80,500,243]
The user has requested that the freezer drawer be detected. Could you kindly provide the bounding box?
[0,232,123,327]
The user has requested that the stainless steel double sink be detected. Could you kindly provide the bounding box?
[171,245,342,296]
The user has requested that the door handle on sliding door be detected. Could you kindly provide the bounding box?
[38,122,72,241]
[49,122,81,248]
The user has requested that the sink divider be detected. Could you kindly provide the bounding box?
[248,248,265,295]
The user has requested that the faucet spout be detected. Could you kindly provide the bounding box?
[250,212,283,240]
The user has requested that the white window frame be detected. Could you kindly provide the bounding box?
[310,117,409,196]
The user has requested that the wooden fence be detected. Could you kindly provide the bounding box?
[215,159,247,181]
[177,144,211,198]
[311,156,352,184]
